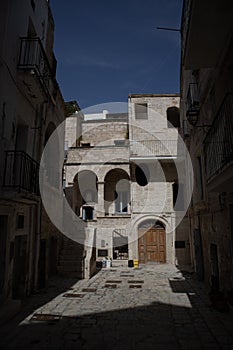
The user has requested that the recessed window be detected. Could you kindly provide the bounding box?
[167,107,180,128]
[17,214,24,229]
[173,183,184,211]
[82,206,94,220]
[135,103,148,119]
[135,164,149,186]
[98,249,108,257]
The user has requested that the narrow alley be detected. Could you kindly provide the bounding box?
[1,264,233,350]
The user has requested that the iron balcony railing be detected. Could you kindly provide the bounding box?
[130,140,178,157]
[3,151,39,195]
[18,37,53,96]
[204,93,233,181]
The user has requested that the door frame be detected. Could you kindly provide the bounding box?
[138,223,166,264]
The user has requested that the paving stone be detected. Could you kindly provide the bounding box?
[0,265,233,349]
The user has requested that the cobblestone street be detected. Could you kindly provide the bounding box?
[1,264,233,349]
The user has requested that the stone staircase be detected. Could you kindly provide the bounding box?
[57,238,84,279]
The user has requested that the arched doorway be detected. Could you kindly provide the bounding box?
[138,220,166,263]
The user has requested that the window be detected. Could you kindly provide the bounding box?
[98,249,108,257]
[17,214,24,229]
[135,103,148,119]
[135,164,149,186]
[167,107,180,128]
[173,183,184,211]
[82,206,94,220]
[115,191,128,213]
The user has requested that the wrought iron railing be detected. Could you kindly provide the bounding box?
[3,151,39,195]
[204,93,233,181]
[130,139,178,157]
[18,37,53,96]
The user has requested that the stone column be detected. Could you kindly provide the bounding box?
[96,181,105,217]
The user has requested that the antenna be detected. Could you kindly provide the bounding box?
[156,27,180,32]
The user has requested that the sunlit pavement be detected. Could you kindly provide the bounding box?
[1,264,233,349]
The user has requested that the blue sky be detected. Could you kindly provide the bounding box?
[50,0,183,108]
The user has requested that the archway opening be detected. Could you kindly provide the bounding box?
[138,219,166,264]
[73,170,98,220]
[104,169,130,215]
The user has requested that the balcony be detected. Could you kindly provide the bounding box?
[130,140,178,159]
[204,94,233,188]
[17,37,54,102]
[3,151,39,195]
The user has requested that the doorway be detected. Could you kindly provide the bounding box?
[12,235,28,298]
[138,221,166,263]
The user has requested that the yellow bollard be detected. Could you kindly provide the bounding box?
[133,259,139,268]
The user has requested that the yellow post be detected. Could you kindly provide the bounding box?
[133,259,139,268]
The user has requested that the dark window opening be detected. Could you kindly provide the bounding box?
[113,236,128,260]
[135,103,148,120]
[135,164,149,186]
[167,107,180,128]
[17,214,24,229]
[98,249,108,257]
[173,183,184,210]
[82,206,94,221]
[175,241,186,248]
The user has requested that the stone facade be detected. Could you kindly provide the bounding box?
[0,0,66,308]
[64,95,191,277]
[180,0,233,292]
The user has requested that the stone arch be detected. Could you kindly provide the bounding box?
[137,217,167,264]
[73,170,98,219]
[134,215,171,263]
[133,215,169,233]
[138,219,165,230]
[104,168,130,215]
[97,164,130,183]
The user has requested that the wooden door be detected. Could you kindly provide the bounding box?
[138,228,166,263]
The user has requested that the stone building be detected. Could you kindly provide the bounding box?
[64,94,191,278]
[180,0,233,293]
[0,0,66,313]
